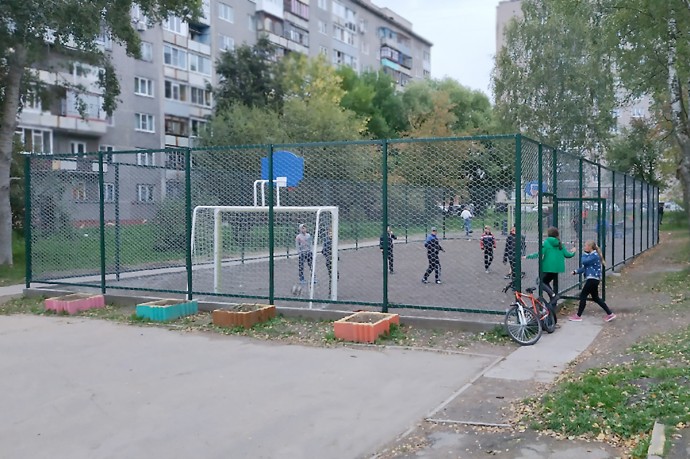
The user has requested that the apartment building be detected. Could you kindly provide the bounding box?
[494,0,651,135]
[17,0,431,224]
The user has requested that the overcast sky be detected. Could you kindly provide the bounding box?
[372,0,502,97]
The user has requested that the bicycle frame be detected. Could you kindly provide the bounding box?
[514,291,549,321]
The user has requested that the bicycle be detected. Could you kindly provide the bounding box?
[502,281,556,345]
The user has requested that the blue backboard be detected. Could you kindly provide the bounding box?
[261,150,304,187]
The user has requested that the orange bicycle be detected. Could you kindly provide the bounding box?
[502,281,556,345]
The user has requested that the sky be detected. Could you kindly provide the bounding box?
[372,0,503,97]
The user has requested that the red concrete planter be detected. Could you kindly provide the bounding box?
[333,312,400,344]
[212,304,276,329]
[44,293,105,315]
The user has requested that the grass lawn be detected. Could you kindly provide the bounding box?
[0,232,25,286]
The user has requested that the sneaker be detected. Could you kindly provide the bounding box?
[389,270,395,274]
[299,278,306,284]
[605,313,617,322]
[504,274,511,279]
[485,270,489,274]
[568,314,582,322]
[422,278,429,284]
[435,280,442,284]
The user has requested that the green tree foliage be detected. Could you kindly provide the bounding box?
[492,0,616,157]
[337,67,407,139]
[602,0,690,226]
[213,37,282,112]
[606,119,670,188]
[0,0,202,266]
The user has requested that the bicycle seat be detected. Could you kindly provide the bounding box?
[525,287,536,294]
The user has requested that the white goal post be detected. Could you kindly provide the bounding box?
[190,205,339,301]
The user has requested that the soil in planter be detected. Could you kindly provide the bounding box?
[342,312,390,324]
[234,303,267,312]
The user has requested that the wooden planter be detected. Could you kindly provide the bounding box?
[44,293,105,315]
[135,299,198,322]
[212,303,276,329]
[333,312,400,343]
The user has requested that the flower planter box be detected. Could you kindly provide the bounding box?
[135,299,198,322]
[333,312,400,343]
[44,293,105,315]
[212,303,276,329]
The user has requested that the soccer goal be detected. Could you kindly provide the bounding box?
[190,205,339,302]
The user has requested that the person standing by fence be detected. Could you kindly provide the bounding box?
[525,226,576,310]
[460,206,473,238]
[503,226,526,280]
[422,227,445,284]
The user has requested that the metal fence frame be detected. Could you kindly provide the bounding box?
[24,134,660,316]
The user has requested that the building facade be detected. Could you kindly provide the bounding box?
[17,0,431,223]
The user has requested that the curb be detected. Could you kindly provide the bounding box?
[648,421,665,459]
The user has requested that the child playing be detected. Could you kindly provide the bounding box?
[503,226,526,280]
[479,226,496,273]
[525,226,576,310]
[569,240,616,322]
[422,227,445,284]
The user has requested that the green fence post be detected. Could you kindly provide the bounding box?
[623,175,628,261]
[185,148,193,301]
[514,135,523,292]
[24,154,32,288]
[114,163,121,281]
[578,157,584,255]
[268,145,275,305]
[98,151,106,294]
[382,140,389,313]
[646,183,650,250]
[537,143,543,298]
[632,178,636,256]
[611,171,616,267]
[552,148,558,227]
[601,198,607,302]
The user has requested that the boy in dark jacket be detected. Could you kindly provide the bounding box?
[479,226,496,273]
[503,226,526,280]
[422,227,444,284]
[379,226,397,274]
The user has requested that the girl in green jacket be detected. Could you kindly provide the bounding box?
[525,227,576,308]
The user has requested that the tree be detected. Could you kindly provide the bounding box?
[492,0,616,157]
[606,119,670,188]
[213,37,282,112]
[337,67,407,139]
[0,0,202,266]
[602,0,690,227]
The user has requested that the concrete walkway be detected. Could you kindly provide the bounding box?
[0,285,613,459]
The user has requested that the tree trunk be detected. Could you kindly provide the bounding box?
[665,15,690,229]
[0,44,27,266]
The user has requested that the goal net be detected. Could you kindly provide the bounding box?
[190,205,339,303]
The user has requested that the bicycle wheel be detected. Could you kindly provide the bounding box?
[539,300,556,334]
[504,303,542,345]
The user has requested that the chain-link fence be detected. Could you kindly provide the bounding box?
[25,134,660,320]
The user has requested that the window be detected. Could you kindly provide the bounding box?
[219,34,235,51]
[190,118,208,137]
[165,80,188,101]
[288,0,309,19]
[285,23,309,46]
[201,0,211,19]
[189,53,211,75]
[137,151,155,166]
[190,87,212,107]
[163,44,187,69]
[72,182,86,201]
[219,3,234,22]
[22,90,42,112]
[134,77,154,97]
[319,46,328,56]
[165,116,189,137]
[318,0,328,10]
[135,113,155,133]
[166,180,184,199]
[166,151,185,169]
[333,24,355,46]
[140,42,153,62]
[361,42,369,55]
[15,127,53,153]
[70,141,86,155]
[318,20,327,34]
[248,14,255,31]
[137,184,154,202]
[103,183,115,202]
[332,49,357,69]
[632,107,644,118]
[99,145,114,163]
[164,15,186,35]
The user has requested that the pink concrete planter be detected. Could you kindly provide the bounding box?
[44,293,105,315]
[333,312,400,343]
[212,304,276,329]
